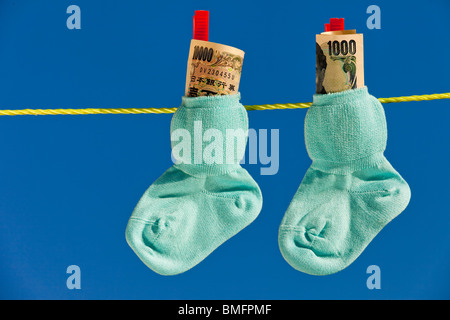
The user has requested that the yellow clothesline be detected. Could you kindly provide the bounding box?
[0,92,448,116]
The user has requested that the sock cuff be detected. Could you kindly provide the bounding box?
[170,93,249,177]
[174,163,243,177]
[312,87,369,107]
[305,87,387,164]
[311,152,387,175]
[181,92,242,109]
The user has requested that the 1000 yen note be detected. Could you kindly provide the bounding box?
[316,31,364,94]
[185,39,245,97]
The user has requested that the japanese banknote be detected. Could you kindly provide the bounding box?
[316,30,364,94]
[185,39,244,97]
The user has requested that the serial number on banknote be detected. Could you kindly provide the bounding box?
[198,67,236,80]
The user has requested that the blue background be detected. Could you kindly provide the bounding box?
[0,0,449,300]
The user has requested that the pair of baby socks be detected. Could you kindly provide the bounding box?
[126,87,410,276]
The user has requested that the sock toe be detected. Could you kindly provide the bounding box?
[125,219,187,276]
[125,200,198,276]
[278,226,346,276]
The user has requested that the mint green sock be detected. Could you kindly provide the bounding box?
[278,87,411,275]
[126,93,262,275]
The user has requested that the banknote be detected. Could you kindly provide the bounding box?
[316,30,364,94]
[185,39,244,97]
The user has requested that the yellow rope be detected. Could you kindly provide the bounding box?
[0,92,448,116]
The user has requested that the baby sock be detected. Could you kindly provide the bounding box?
[126,93,262,275]
[278,87,411,275]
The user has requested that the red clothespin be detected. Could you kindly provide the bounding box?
[325,18,344,31]
[193,10,209,41]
